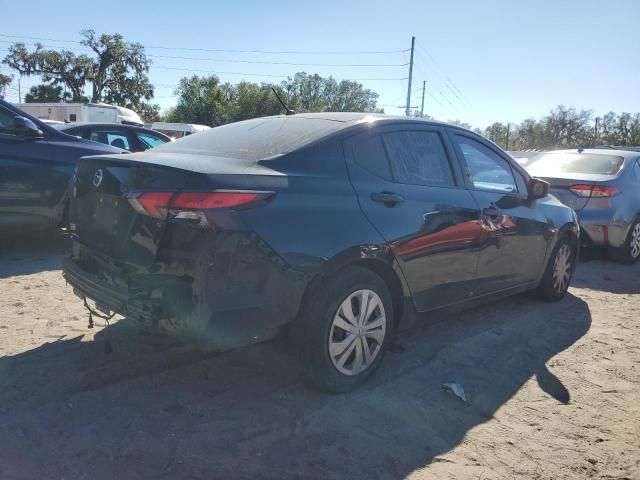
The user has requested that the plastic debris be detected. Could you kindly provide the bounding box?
[443,382,468,404]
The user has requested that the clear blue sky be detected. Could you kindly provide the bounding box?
[1,0,638,128]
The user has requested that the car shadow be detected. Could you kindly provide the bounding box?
[0,287,591,479]
[0,230,70,278]
[571,256,640,294]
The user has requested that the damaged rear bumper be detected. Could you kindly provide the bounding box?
[63,257,162,324]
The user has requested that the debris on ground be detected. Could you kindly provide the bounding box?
[443,382,468,404]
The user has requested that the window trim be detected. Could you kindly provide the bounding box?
[448,129,530,197]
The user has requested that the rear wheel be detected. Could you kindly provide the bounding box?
[609,219,640,265]
[535,237,576,301]
[293,267,394,393]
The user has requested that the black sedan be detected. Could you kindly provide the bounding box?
[55,123,171,152]
[0,99,124,235]
[63,113,579,392]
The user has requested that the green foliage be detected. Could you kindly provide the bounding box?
[0,72,11,99]
[485,107,640,150]
[2,30,153,109]
[167,72,383,126]
[165,75,232,126]
[24,84,70,103]
[137,102,162,123]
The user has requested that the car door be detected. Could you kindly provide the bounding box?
[449,131,550,295]
[344,124,484,311]
[0,105,58,230]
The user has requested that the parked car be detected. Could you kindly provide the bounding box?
[0,99,125,235]
[527,148,640,264]
[62,113,579,392]
[54,123,171,152]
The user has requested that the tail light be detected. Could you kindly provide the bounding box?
[569,184,619,198]
[128,191,274,220]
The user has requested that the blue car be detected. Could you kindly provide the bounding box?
[0,99,124,236]
[527,148,640,264]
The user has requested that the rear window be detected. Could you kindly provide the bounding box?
[156,116,351,160]
[527,153,624,176]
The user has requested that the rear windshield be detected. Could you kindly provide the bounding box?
[527,153,624,176]
[156,116,351,160]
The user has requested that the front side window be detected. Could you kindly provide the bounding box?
[136,132,169,150]
[454,135,517,193]
[382,131,454,186]
[0,107,17,135]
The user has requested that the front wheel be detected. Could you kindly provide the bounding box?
[534,237,576,302]
[293,267,394,393]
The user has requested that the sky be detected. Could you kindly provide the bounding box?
[0,0,638,129]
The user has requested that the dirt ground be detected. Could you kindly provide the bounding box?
[0,234,638,480]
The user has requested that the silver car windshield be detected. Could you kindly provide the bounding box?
[528,153,624,176]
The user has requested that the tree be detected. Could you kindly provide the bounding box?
[166,75,231,126]
[281,72,381,113]
[137,102,162,123]
[3,30,153,109]
[0,72,11,99]
[24,84,70,103]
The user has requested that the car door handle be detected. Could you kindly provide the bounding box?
[371,192,404,206]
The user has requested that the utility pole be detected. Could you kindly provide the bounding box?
[505,123,510,150]
[405,36,415,116]
[594,117,599,145]
[18,78,21,104]
[420,80,426,117]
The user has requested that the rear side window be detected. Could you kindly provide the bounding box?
[633,159,640,182]
[89,131,130,150]
[454,135,517,193]
[382,131,454,186]
[348,134,392,180]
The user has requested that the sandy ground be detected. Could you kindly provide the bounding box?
[0,234,638,480]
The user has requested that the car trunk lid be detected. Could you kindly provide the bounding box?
[72,155,214,266]
[534,173,619,211]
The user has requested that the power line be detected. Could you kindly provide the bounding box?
[0,41,406,67]
[152,65,408,81]
[415,43,473,110]
[0,34,409,55]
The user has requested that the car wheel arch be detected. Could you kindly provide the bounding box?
[298,249,412,332]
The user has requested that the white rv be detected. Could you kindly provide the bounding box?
[14,102,143,126]
[148,122,210,139]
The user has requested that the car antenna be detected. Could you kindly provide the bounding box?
[271,87,296,115]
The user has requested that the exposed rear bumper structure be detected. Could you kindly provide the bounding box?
[63,257,161,324]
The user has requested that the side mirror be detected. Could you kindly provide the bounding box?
[14,116,44,139]
[528,177,550,200]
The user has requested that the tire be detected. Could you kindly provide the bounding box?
[535,237,576,302]
[608,219,640,265]
[293,266,394,393]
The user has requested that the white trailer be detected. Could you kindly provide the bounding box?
[148,122,210,139]
[14,102,143,126]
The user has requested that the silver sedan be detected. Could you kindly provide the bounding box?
[527,148,640,264]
